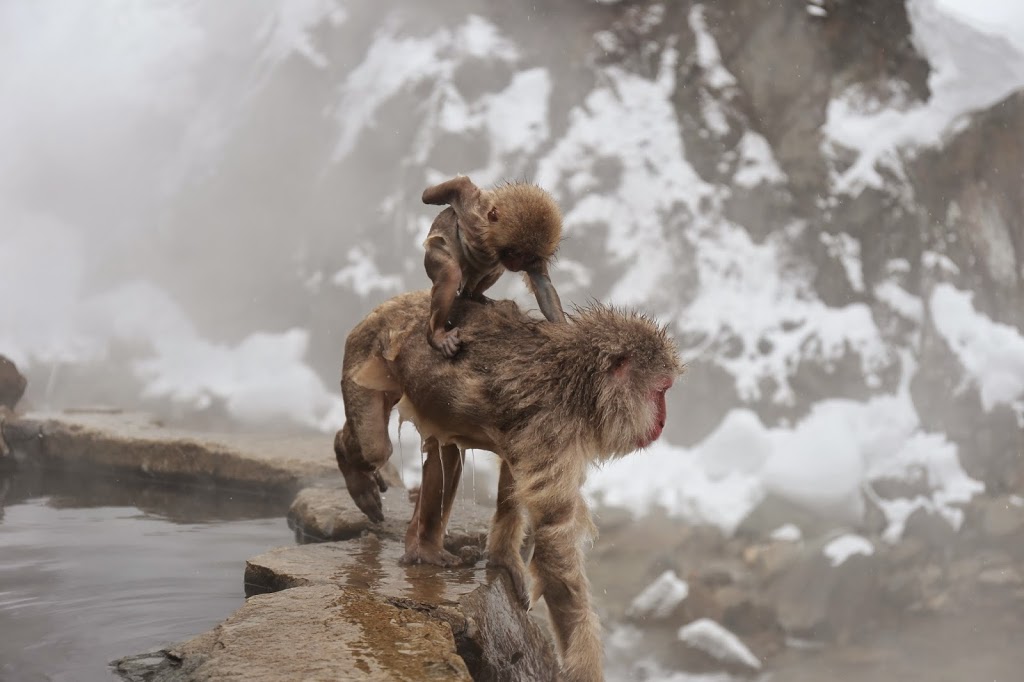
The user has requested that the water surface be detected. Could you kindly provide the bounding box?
[0,468,295,682]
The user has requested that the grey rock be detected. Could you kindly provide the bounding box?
[4,411,399,497]
[287,486,491,551]
[977,566,1023,588]
[771,538,882,642]
[981,496,1024,538]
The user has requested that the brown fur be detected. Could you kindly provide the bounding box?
[421,175,565,358]
[334,291,682,681]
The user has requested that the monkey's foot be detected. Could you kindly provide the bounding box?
[486,554,531,610]
[399,542,462,568]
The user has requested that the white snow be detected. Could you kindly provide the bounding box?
[627,570,690,620]
[536,47,713,307]
[874,279,924,323]
[733,131,787,188]
[819,232,865,293]
[824,0,1024,195]
[930,284,1024,410]
[332,247,404,297]
[678,618,761,669]
[587,375,981,539]
[681,222,889,403]
[770,523,803,542]
[331,15,519,162]
[688,6,737,90]
[822,534,874,566]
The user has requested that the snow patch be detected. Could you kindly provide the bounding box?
[820,232,865,293]
[678,618,761,669]
[823,534,874,566]
[734,131,787,188]
[930,283,1024,410]
[688,6,737,90]
[627,570,690,620]
[332,247,404,297]
[874,280,924,323]
[682,223,888,403]
[332,16,519,161]
[537,48,713,306]
[824,0,1024,195]
[770,523,803,542]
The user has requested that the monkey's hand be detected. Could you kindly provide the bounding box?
[338,458,388,523]
[486,552,531,610]
[429,328,462,358]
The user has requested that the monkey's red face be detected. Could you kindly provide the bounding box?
[639,375,673,448]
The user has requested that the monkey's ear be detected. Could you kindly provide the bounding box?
[353,356,401,392]
[422,176,481,209]
[610,354,631,378]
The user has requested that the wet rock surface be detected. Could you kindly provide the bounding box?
[115,584,471,682]
[117,535,559,682]
[1,411,403,497]
[287,486,491,550]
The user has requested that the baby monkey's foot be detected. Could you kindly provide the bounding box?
[431,328,462,358]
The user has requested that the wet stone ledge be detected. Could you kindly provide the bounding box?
[116,534,559,682]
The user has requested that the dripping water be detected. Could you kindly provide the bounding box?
[396,418,406,488]
[471,448,477,504]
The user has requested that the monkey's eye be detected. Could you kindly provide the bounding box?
[487,207,499,222]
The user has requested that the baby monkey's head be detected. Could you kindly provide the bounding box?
[422,176,562,271]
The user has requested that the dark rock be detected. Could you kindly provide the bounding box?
[0,355,26,410]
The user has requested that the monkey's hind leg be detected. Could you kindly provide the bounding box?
[485,460,530,609]
[401,439,463,567]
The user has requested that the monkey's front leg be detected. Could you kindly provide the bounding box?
[521,484,604,682]
[401,440,464,567]
[485,460,530,609]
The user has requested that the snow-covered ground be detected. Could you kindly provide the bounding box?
[2,0,1023,542]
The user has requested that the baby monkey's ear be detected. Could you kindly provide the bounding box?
[422,175,482,212]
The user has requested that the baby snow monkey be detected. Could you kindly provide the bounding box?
[421,175,565,357]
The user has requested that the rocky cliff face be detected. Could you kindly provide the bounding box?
[5,0,1023,533]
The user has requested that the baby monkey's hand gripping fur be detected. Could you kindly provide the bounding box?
[421,175,565,358]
